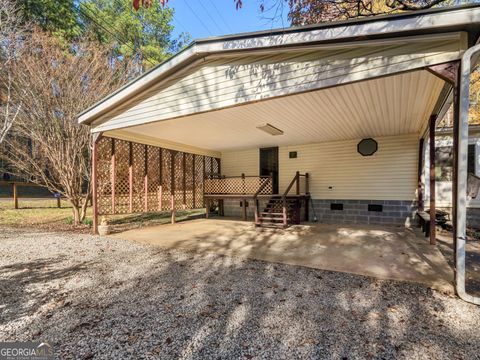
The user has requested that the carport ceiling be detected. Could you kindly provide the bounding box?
[113,70,444,152]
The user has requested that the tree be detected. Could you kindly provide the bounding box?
[285,0,452,25]
[133,0,451,25]
[0,0,24,143]
[80,0,188,68]
[0,29,135,224]
[17,0,82,42]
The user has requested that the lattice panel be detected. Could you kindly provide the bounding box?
[173,152,184,210]
[184,153,194,209]
[114,139,130,214]
[95,137,219,215]
[146,146,161,212]
[131,143,145,213]
[194,155,204,208]
[97,137,112,215]
[204,177,272,195]
[161,149,172,212]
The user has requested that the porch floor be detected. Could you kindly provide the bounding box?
[110,219,453,293]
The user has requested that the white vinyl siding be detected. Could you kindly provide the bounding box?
[221,149,259,177]
[279,134,418,200]
[220,134,418,201]
[93,33,465,133]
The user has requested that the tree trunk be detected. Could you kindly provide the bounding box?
[79,194,90,223]
[71,204,81,226]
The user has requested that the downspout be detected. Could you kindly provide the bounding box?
[455,44,480,305]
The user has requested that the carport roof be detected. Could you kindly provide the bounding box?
[78,4,480,126]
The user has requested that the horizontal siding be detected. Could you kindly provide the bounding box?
[221,149,259,177]
[279,134,419,201]
[94,35,463,132]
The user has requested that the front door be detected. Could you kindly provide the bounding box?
[260,147,279,194]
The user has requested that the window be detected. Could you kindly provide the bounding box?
[435,144,476,181]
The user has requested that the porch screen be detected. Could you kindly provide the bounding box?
[95,136,220,215]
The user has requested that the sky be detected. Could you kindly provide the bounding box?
[166,0,290,41]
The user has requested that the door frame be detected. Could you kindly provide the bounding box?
[259,147,279,194]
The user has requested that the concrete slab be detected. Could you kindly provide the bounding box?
[110,219,454,293]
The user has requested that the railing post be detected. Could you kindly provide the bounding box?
[295,171,300,195]
[282,196,287,226]
[305,173,309,195]
[242,173,245,194]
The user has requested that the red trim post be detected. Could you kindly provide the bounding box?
[144,145,148,212]
[417,138,425,211]
[192,155,196,208]
[429,115,437,245]
[92,134,102,235]
[182,152,186,208]
[111,138,116,213]
[171,150,176,224]
[158,147,163,211]
[128,142,133,213]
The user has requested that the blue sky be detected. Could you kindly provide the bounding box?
[166,0,290,41]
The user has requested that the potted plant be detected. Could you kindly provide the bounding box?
[98,216,110,236]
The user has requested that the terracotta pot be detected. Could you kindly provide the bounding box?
[98,225,110,236]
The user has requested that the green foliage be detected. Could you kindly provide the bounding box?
[80,0,189,67]
[17,0,82,42]
[16,0,189,69]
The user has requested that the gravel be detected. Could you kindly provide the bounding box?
[1,228,480,360]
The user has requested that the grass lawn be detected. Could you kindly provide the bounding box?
[0,197,205,233]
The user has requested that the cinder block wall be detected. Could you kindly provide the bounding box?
[310,199,417,226]
[222,199,268,221]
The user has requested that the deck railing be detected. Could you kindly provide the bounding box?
[204,174,273,195]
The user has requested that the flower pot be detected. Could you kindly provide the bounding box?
[98,225,110,236]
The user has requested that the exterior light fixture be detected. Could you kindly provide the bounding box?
[256,123,284,136]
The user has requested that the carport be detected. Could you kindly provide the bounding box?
[78,5,480,303]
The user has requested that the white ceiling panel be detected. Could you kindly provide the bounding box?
[115,70,444,152]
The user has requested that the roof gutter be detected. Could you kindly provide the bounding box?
[456,43,480,305]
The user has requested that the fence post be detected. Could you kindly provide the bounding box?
[13,183,18,209]
[57,196,61,208]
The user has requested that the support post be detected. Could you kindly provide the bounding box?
[111,138,116,213]
[171,151,175,224]
[144,145,148,212]
[192,155,196,208]
[91,133,103,235]
[13,183,18,209]
[158,148,163,211]
[202,156,206,208]
[242,198,247,221]
[182,152,186,207]
[417,138,425,211]
[429,115,437,245]
[128,142,133,213]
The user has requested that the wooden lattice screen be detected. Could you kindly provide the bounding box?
[95,136,220,216]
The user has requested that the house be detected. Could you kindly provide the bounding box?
[78,5,480,301]
[423,124,480,228]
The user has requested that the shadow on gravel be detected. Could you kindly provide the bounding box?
[8,241,477,359]
[0,257,93,324]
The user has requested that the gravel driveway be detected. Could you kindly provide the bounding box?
[1,229,479,359]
